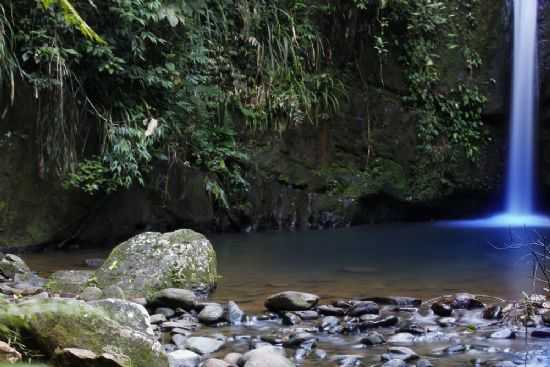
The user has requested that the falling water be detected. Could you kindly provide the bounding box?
[506,0,538,215]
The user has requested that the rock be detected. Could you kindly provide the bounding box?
[531,328,550,338]
[155,307,177,318]
[293,310,319,320]
[198,303,225,324]
[416,359,433,367]
[54,347,126,367]
[282,312,302,326]
[437,317,456,327]
[318,305,346,316]
[84,258,105,268]
[172,334,187,348]
[0,340,21,364]
[241,346,294,367]
[103,285,126,299]
[360,315,399,329]
[444,344,466,354]
[95,229,218,298]
[332,354,363,366]
[361,331,385,345]
[147,288,197,310]
[0,254,31,279]
[450,293,484,309]
[387,333,415,344]
[167,349,201,367]
[363,296,421,307]
[542,311,550,325]
[80,286,104,301]
[284,332,316,348]
[265,291,319,311]
[0,299,168,367]
[226,301,245,324]
[490,328,515,339]
[382,360,406,367]
[347,301,379,316]
[398,321,426,335]
[484,305,503,320]
[431,302,452,317]
[89,298,154,337]
[185,337,224,355]
[151,314,168,324]
[320,316,340,329]
[204,359,232,367]
[381,346,418,362]
[224,352,242,365]
[46,270,94,294]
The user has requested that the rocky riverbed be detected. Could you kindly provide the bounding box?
[1,230,550,367]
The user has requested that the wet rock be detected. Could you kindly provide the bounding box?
[382,360,406,367]
[89,298,154,337]
[204,359,232,367]
[172,334,187,348]
[54,347,125,367]
[398,321,426,335]
[95,229,218,298]
[361,331,385,345]
[103,285,126,300]
[156,307,177,318]
[0,299,168,367]
[387,333,415,344]
[431,302,452,317]
[320,316,340,329]
[444,344,467,354]
[150,314,167,324]
[226,301,245,325]
[282,312,302,326]
[360,315,399,329]
[417,359,433,367]
[80,286,103,301]
[147,288,197,310]
[490,328,515,339]
[46,270,94,294]
[0,340,21,364]
[284,332,316,348]
[437,317,456,327]
[332,354,363,366]
[265,291,319,312]
[294,310,319,320]
[450,293,484,310]
[241,346,293,367]
[542,311,550,325]
[531,328,550,338]
[167,349,200,367]
[0,254,31,279]
[348,301,379,317]
[199,303,225,324]
[318,304,346,316]
[313,349,327,360]
[224,352,242,365]
[363,296,421,307]
[484,305,503,320]
[381,346,418,362]
[185,336,224,355]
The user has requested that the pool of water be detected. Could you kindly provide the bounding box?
[20,223,545,312]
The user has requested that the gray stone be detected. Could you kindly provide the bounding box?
[224,352,242,365]
[185,336,224,355]
[148,288,197,310]
[320,316,340,329]
[363,296,421,307]
[265,291,319,312]
[490,328,515,339]
[226,301,244,325]
[531,328,550,338]
[416,359,433,367]
[348,301,379,316]
[95,229,218,298]
[0,254,31,279]
[103,285,126,300]
[198,303,224,324]
[172,334,187,348]
[387,333,415,344]
[318,305,345,316]
[204,359,231,367]
[382,360,406,367]
[381,346,418,362]
[360,315,399,329]
[293,310,319,320]
[150,314,167,324]
[89,298,154,337]
[0,340,21,364]
[80,286,103,301]
[155,307,176,318]
[46,270,93,294]
[242,346,294,367]
[361,331,385,345]
[53,347,125,367]
[167,349,200,367]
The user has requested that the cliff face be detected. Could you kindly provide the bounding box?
[1,0,542,248]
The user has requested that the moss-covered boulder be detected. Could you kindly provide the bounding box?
[46,270,94,294]
[95,229,218,298]
[0,299,168,367]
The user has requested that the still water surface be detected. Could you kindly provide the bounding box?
[22,223,543,312]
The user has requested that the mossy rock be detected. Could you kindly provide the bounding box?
[0,299,168,367]
[95,229,218,298]
[46,271,94,294]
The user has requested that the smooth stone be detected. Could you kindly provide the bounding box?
[198,303,225,324]
[398,321,426,335]
[265,291,319,312]
[89,298,154,336]
[381,346,418,361]
[293,310,319,320]
[388,333,415,344]
[382,360,406,367]
[318,305,346,316]
[490,328,515,339]
[150,314,167,324]
[148,288,197,310]
[185,337,224,355]
[282,312,302,326]
[172,334,187,348]
[167,350,200,367]
[444,344,466,354]
[417,359,433,367]
[361,331,385,345]
[363,296,422,307]
[348,301,379,316]
[224,353,242,365]
[103,285,126,300]
[204,359,231,367]
[53,347,124,367]
[431,302,452,317]
[320,316,340,329]
[360,315,399,329]
[531,328,550,338]
[241,346,293,367]
[0,254,31,279]
[80,286,103,301]
[284,332,316,347]
[155,307,176,318]
[226,301,245,325]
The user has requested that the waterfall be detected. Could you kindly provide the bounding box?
[505,0,538,215]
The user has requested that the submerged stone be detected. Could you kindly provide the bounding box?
[95,229,218,298]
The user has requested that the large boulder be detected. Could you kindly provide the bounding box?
[0,299,168,367]
[95,229,218,298]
